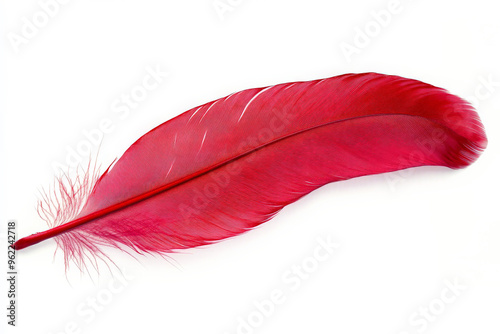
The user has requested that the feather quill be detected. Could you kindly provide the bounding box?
[14,72,487,269]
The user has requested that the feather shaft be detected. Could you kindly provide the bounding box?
[12,72,487,271]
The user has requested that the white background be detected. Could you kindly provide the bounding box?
[1,0,499,333]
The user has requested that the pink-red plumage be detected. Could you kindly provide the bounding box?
[14,72,487,270]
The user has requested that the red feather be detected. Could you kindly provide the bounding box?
[14,72,487,269]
